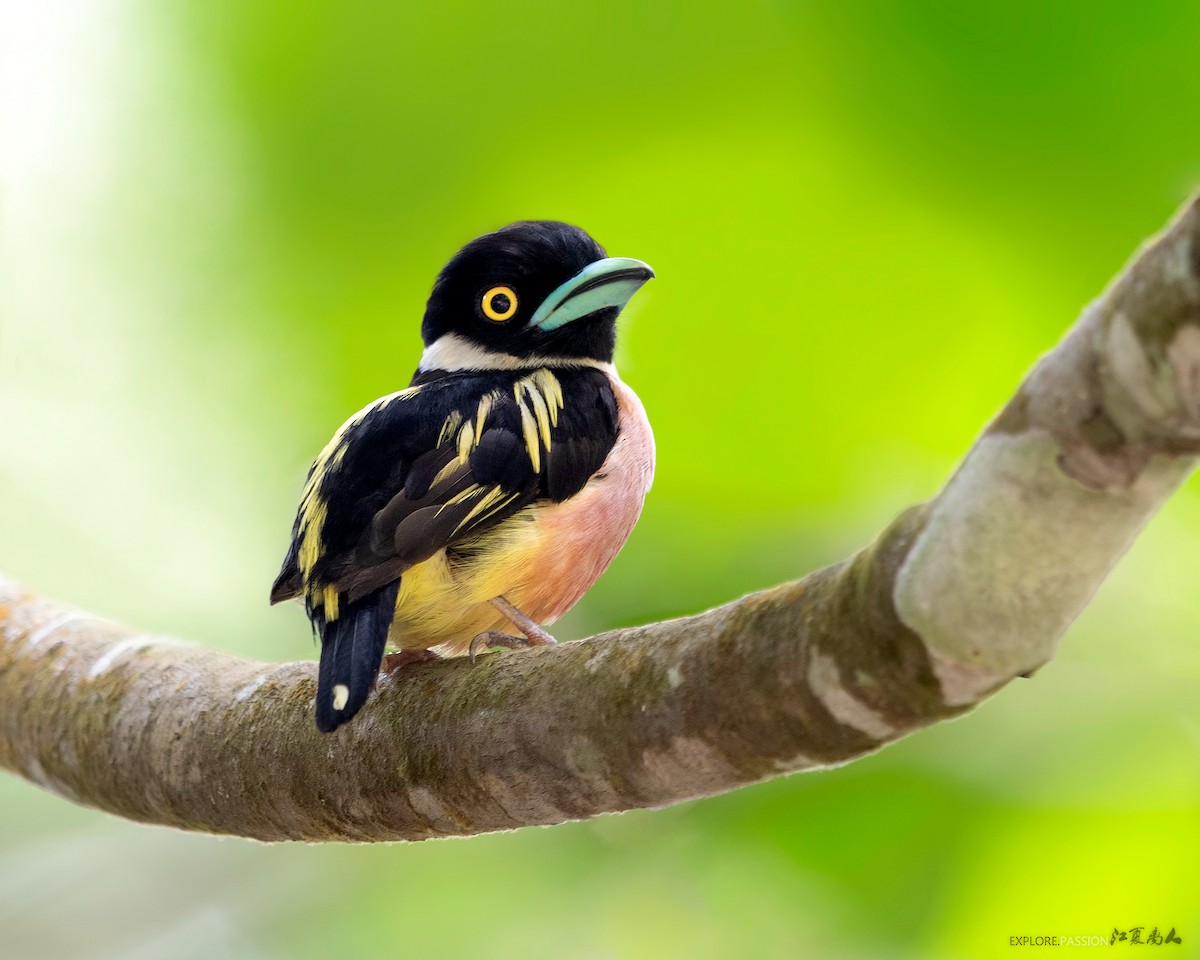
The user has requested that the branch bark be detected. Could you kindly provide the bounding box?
[3,197,1200,843]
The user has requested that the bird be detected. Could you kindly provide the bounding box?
[271,220,655,733]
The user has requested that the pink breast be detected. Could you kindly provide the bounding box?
[513,374,655,624]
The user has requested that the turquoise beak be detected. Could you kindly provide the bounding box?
[528,257,654,332]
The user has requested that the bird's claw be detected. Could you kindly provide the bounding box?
[380,648,439,676]
[468,629,557,664]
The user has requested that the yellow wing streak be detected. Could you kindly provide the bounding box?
[474,392,496,439]
[434,483,486,518]
[321,584,340,620]
[430,457,462,490]
[453,486,510,535]
[376,385,422,410]
[531,369,563,426]
[520,380,554,450]
[438,410,463,446]
[456,421,475,464]
[513,390,541,473]
[471,491,520,529]
[298,497,328,576]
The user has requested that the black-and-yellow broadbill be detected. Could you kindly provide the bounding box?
[272,221,655,732]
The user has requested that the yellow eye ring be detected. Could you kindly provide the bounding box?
[481,286,518,322]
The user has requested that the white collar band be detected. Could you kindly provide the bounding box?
[418,333,616,377]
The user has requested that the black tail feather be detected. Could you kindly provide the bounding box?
[315,581,400,733]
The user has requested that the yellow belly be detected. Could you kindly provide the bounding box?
[386,513,559,654]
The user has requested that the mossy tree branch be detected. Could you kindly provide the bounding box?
[3,197,1200,842]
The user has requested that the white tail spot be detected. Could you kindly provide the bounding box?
[332,684,350,710]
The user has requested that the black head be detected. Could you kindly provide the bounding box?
[420,221,653,364]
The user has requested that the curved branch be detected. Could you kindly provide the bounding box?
[3,197,1199,842]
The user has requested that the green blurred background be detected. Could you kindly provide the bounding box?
[2,1,1199,957]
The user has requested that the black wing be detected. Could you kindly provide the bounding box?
[271,366,619,731]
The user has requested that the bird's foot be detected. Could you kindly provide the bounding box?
[468,631,527,662]
[380,648,439,676]
[468,630,558,663]
[469,597,558,663]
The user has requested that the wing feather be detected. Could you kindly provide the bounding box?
[272,367,621,620]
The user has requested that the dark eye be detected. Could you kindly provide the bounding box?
[481,286,518,322]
